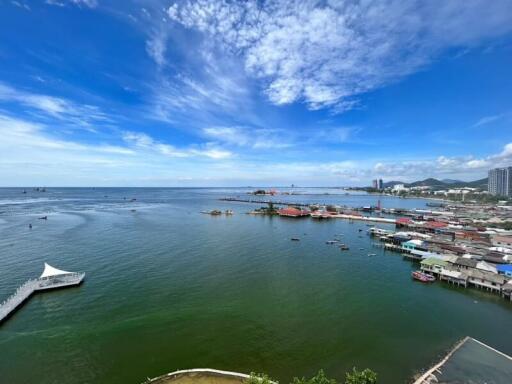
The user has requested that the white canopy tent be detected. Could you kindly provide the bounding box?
[40,263,72,279]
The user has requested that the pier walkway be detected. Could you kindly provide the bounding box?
[0,263,85,324]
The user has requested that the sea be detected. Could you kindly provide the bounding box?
[0,187,511,384]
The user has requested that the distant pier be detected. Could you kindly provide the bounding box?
[0,263,85,324]
[220,197,310,206]
[220,198,397,224]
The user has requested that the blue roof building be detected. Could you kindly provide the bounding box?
[496,264,512,277]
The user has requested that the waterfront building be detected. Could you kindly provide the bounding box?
[392,184,408,192]
[491,235,512,248]
[401,239,424,252]
[420,257,449,274]
[467,269,506,293]
[488,166,512,196]
[372,179,378,189]
[277,207,310,217]
[497,265,512,278]
[378,179,383,189]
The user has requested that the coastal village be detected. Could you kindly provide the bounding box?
[219,167,512,302]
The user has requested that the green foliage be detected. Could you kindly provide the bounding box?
[246,368,377,384]
[246,373,276,384]
[344,368,377,384]
[292,370,336,384]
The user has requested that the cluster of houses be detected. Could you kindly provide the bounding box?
[370,222,512,300]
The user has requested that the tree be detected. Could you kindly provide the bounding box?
[344,368,377,384]
[292,370,337,384]
[246,373,276,384]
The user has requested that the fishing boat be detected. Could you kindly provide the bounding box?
[412,271,436,283]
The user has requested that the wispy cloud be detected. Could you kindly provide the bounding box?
[149,52,257,128]
[123,131,233,159]
[369,143,512,180]
[202,126,293,149]
[0,82,111,128]
[11,1,31,11]
[0,114,132,155]
[45,0,97,8]
[472,114,505,127]
[166,0,512,112]
[0,113,236,185]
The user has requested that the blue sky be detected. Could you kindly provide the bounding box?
[0,0,511,186]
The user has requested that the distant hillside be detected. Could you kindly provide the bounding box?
[455,177,488,188]
[441,179,463,184]
[408,178,446,187]
[378,177,488,189]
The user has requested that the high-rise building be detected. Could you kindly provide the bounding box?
[372,179,383,189]
[488,167,512,197]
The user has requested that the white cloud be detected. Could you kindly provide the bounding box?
[0,114,237,186]
[167,0,512,111]
[1,111,509,186]
[122,131,232,159]
[472,114,505,127]
[366,143,512,180]
[46,0,97,8]
[0,82,110,127]
[202,126,292,149]
[146,30,168,67]
[149,53,257,128]
[11,1,31,11]
[0,114,132,155]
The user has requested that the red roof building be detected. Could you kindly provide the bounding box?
[396,217,412,225]
[424,221,448,229]
[278,207,310,217]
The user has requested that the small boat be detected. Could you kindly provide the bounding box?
[411,271,435,283]
[368,253,377,257]
[339,245,349,250]
[359,247,364,250]
[358,229,363,232]
[38,216,48,220]
[225,210,234,215]
[291,238,300,241]
[326,240,338,244]
[201,210,222,215]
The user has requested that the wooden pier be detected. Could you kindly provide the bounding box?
[0,263,85,324]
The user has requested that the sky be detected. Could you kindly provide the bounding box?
[0,0,511,187]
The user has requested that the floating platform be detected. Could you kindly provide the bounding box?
[0,263,85,324]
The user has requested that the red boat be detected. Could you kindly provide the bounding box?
[412,271,436,283]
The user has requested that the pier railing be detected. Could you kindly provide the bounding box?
[0,272,85,323]
[0,279,40,321]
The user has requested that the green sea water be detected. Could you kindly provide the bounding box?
[0,188,511,384]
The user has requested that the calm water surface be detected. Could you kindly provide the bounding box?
[0,188,511,384]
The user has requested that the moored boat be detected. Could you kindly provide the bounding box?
[412,270,435,283]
